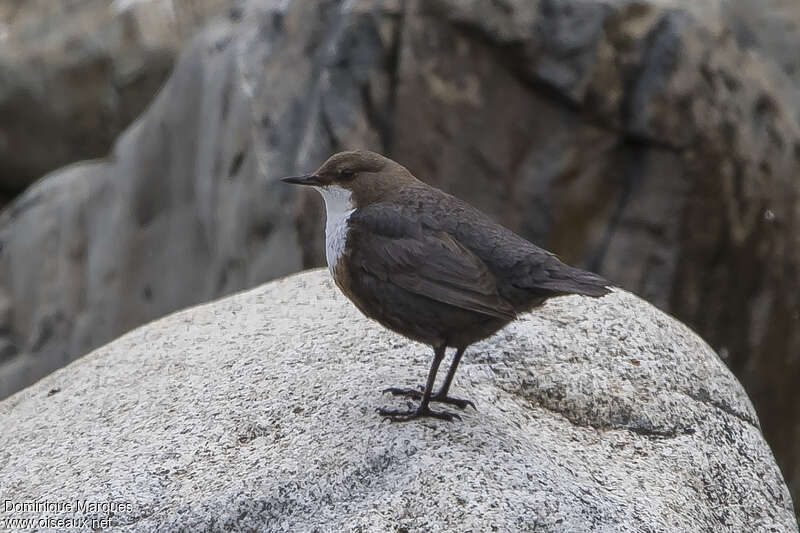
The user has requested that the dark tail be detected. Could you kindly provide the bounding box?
[539,264,612,298]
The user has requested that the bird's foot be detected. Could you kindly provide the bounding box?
[431,394,476,410]
[381,386,424,400]
[377,405,460,422]
[382,387,476,410]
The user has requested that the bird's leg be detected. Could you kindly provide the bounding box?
[383,347,476,410]
[429,347,475,409]
[378,344,460,421]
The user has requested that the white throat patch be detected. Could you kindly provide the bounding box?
[315,185,355,274]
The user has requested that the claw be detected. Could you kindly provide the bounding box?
[441,396,476,410]
[381,386,476,410]
[377,406,461,422]
[382,387,423,399]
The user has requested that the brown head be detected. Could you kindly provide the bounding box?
[281,150,420,207]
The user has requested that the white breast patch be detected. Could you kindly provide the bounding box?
[316,185,355,275]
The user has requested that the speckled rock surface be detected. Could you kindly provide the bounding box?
[0,269,794,532]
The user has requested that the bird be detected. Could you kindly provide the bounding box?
[282,150,610,422]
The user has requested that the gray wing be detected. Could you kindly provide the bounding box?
[348,205,516,321]
[388,187,611,300]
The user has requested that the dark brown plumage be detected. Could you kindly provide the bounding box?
[283,150,610,421]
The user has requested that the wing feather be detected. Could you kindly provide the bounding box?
[349,207,516,321]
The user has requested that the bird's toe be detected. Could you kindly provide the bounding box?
[381,386,424,400]
[376,405,460,422]
[430,395,477,410]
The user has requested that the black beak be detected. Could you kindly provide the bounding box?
[281,174,321,186]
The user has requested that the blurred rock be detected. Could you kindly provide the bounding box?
[0,0,231,200]
[0,269,795,531]
[0,0,397,401]
[724,0,800,93]
[1,0,800,515]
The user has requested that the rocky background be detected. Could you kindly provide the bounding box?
[0,0,231,206]
[1,0,799,518]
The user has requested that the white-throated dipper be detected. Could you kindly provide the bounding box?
[283,150,610,422]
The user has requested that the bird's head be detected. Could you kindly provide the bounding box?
[281,150,419,207]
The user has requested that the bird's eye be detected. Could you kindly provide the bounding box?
[339,169,356,180]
